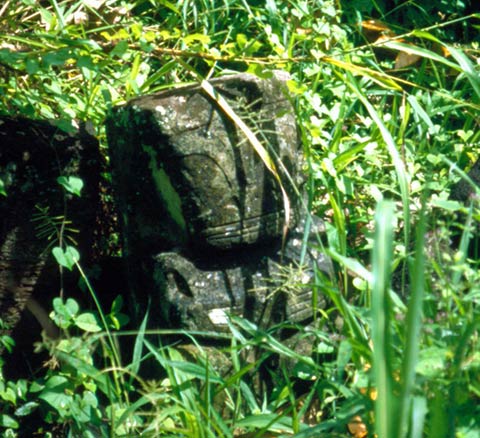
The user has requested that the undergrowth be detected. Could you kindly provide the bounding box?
[0,1,479,437]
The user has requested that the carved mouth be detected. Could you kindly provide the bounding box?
[199,210,285,248]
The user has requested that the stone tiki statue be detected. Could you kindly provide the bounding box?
[107,71,330,332]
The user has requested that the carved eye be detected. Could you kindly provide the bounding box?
[166,270,193,298]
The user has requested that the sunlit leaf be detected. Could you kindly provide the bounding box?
[14,401,39,417]
[76,312,102,332]
[0,413,19,429]
[183,33,211,45]
[57,175,83,196]
[0,179,6,197]
[52,245,80,270]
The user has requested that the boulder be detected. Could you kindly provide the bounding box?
[0,117,102,343]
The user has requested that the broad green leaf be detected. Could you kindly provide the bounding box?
[29,381,44,393]
[51,297,79,328]
[108,295,130,328]
[183,33,211,45]
[110,41,129,59]
[108,312,129,330]
[110,28,130,40]
[0,414,19,429]
[246,63,274,78]
[0,386,16,404]
[52,246,80,271]
[39,390,72,413]
[54,297,79,318]
[110,295,124,313]
[82,391,98,409]
[54,298,80,316]
[156,0,179,14]
[43,375,70,390]
[75,312,102,332]
[293,361,317,380]
[25,57,39,74]
[416,347,448,378]
[0,179,6,196]
[430,198,464,211]
[42,48,71,67]
[69,392,99,424]
[56,118,76,134]
[54,351,117,400]
[14,401,39,417]
[57,175,83,196]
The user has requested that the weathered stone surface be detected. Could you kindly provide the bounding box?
[107,71,302,254]
[450,158,480,202]
[154,217,331,332]
[107,71,329,330]
[0,116,102,340]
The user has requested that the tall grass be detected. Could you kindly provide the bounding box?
[369,198,427,438]
[371,200,396,438]
[1,1,479,437]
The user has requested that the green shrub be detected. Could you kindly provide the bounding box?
[0,1,479,437]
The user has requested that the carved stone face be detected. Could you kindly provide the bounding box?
[108,71,301,254]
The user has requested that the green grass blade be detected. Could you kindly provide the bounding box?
[55,350,119,402]
[229,316,316,366]
[128,309,149,379]
[327,249,406,312]
[144,341,224,385]
[445,318,480,438]
[115,393,162,432]
[381,40,459,70]
[371,200,395,438]
[442,156,480,198]
[452,203,473,287]
[327,56,404,91]
[408,31,480,100]
[199,78,292,243]
[396,195,427,438]
[406,95,435,133]
[446,45,480,100]
[50,0,66,31]
[410,396,427,438]
[346,73,411,247]
[233,412,297,435]
[239,380,261,414]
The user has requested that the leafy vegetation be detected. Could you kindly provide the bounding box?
[0,0,479,437]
